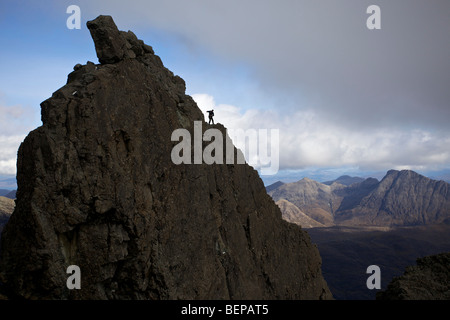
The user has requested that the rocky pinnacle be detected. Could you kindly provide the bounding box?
[0,15,332,300]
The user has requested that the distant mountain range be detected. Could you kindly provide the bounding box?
[268,170,450,228]
[0,190,16,199]
[268,169,450,299]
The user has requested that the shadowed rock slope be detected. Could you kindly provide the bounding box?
[0,15,331,300]
[377,252,450,300]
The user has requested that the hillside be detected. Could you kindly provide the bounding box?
[265,181,284,193]
[0,197,14,236]
[0,190,16,199]
[269,177,345,226]
[276,199,324,228]
[4,191,16,199]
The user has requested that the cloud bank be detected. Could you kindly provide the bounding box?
[0,100,32,175]
[81,0,450,127]
[76,0,450,173]
[193,93,450,172]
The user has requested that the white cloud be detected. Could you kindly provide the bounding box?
[0,99,31,175]
[0,135,26,175]
[73,0,450,173]
[0,104,25,132]
[193,93,450,172]
[0,159,18,176]
[80,0,450,129]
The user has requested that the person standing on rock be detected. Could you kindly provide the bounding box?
[207,110,214,125]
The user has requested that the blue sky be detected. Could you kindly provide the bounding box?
[1,0,450,187]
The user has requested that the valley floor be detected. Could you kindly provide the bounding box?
[307,223,450,300]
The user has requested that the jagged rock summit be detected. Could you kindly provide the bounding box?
[0,15,332,300]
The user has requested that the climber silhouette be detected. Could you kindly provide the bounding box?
[207,110,214,125]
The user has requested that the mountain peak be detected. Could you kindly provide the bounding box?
[386,169,400,175]
[383,169,433,185]
[270,171,450,228]
[0,15,331,300]
[300,177,319,184]
[386,169,421,177]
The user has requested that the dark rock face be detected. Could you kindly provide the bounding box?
[377,252,450,300]
[87,15,134,64]
[0,15,332,300]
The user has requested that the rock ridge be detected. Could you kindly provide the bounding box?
[0,15,332,300]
